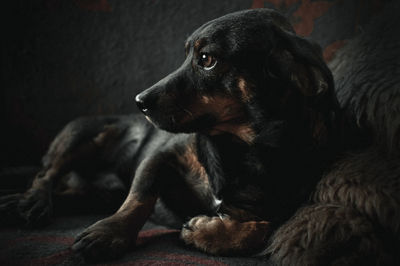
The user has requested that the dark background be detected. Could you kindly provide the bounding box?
[2,0,388,167]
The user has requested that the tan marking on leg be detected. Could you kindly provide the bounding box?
[179,143,209,184]
[93,125,122,147]
[118,193,157,217]
[116,193,157,236]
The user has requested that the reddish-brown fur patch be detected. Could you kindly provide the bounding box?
[181,215,271,255]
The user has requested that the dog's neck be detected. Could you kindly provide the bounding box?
[196,116,336,193]
[195,129,336,222]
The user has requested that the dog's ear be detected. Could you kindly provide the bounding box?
[266,25,339,146]
[268,25,334,103]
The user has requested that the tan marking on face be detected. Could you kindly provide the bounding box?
[181,94,256,144]
[211,123,256,144]
[238,78,252,102]
[194,39,203,51]
[204,96,243,122]
[181,95,240,123]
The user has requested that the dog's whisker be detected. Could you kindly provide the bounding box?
[183,108,193,117]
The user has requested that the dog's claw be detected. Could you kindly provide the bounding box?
[72,233,94,252]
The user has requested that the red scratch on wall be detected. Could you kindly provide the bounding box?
[252,0,300,9]
[74,0,112,12]
[292,0,335,36]
[252,0,336,36]
[323,39,346,62]
[251,0,265,8]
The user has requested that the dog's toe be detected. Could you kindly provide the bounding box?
[24,200,52,227]
[18,189,52,227]
[0,193,21,211]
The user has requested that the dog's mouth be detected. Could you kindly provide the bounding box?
[146,112,217,134]
[143,93,255,143]
[146,110,255,144]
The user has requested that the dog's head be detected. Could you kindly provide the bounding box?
[135,9,337,146]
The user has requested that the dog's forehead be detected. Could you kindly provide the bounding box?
[186,8,292,47]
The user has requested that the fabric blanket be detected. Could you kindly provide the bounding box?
[0,167,267,265]
[0,215,267,265]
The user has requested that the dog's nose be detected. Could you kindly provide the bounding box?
[135,94,148,113]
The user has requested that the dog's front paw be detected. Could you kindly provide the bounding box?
[181,215,270,255]
[17,188,53,227]
[72,215,134,262]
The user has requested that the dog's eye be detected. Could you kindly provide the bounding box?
[199,53,217,70]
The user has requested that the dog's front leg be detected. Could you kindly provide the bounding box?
[71,194,156,262]
[71,155,168,262]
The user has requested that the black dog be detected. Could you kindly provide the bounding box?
[1,7,399,265]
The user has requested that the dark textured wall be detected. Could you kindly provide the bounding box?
[2,0,389,167]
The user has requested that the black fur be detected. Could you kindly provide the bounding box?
[1,6,399,265]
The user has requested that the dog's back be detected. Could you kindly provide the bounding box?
[267,3,400,265]
[330,0,400,153]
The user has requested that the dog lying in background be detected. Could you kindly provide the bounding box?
[1,6,399,265]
